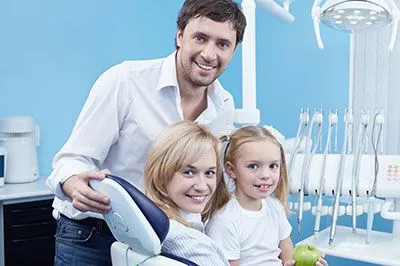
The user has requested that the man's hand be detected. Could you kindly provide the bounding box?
[62,169,111,213]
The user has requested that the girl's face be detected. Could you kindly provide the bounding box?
[166,147,217,214]
[226,139,281,211]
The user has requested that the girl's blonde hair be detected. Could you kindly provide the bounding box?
[223,126,289,212]
[144,120,230,226]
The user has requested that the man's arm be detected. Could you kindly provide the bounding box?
[46,64,131,213]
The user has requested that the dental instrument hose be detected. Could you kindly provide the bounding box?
[305,112,323,191]
[288,110,309,177]
[298,111,316,235]
[351,112,368,233]
[329,111,350,246]
[366,113,383,244]
[314,112,335,238]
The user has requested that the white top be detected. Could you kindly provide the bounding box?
[162,216,229,266]
[46,51,235,219]
[206,196,292,266]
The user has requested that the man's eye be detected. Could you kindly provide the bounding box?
[219,41,230,49]
[247,164,258,170]
[194,35,205,42]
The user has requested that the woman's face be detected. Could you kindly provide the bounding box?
[166,147,217,213]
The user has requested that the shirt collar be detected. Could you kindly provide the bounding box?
[157,51,179,91]
[157,50,229,109]
[208,79,228,110]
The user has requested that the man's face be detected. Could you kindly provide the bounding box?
[176,17,237,88]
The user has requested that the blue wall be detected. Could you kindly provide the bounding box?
[0,1,385,265]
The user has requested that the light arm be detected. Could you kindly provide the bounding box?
[256,0,295,23]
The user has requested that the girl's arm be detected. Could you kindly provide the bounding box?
[229,260,240,266]
[279,236,295,265]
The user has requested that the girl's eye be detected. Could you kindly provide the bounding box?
[270,164,279,170]
[247,164,258,170]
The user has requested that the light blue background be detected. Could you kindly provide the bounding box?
[0,1,389,265]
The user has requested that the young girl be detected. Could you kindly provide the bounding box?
[206,126,327,266]
[144,120,230,265]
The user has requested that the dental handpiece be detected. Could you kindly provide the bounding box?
[314,111,335,238]
[366,196,374,244]
[351,111,369,233]
[298,111,316,234]
[366,113,384,244]
[329,111,350,246]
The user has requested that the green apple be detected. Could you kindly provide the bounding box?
[293,244,321,266]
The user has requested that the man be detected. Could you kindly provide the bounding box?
[47,0,246,265]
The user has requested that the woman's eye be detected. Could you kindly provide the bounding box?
[205,170,216,177]
[182,169,195,176]
[247,164,258,170]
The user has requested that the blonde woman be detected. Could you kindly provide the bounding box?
[144,120,230,265]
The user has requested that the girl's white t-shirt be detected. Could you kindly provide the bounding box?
[206,195,292,266]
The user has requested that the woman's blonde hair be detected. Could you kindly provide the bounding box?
[144,120,230,226]
[223,126,289,212]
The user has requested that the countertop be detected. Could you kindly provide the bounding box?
[0,177,53,202]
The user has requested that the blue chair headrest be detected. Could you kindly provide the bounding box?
[106,174,169,243]
[103,174,199,266]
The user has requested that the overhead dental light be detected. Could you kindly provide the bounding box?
[235,0,295,126]
[312,0,399,50]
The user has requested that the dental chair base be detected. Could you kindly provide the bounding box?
[111,242,187,266]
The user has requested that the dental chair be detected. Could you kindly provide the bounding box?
[90,174,199,266]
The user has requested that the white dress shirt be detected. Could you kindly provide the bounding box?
[46,51,235,220]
